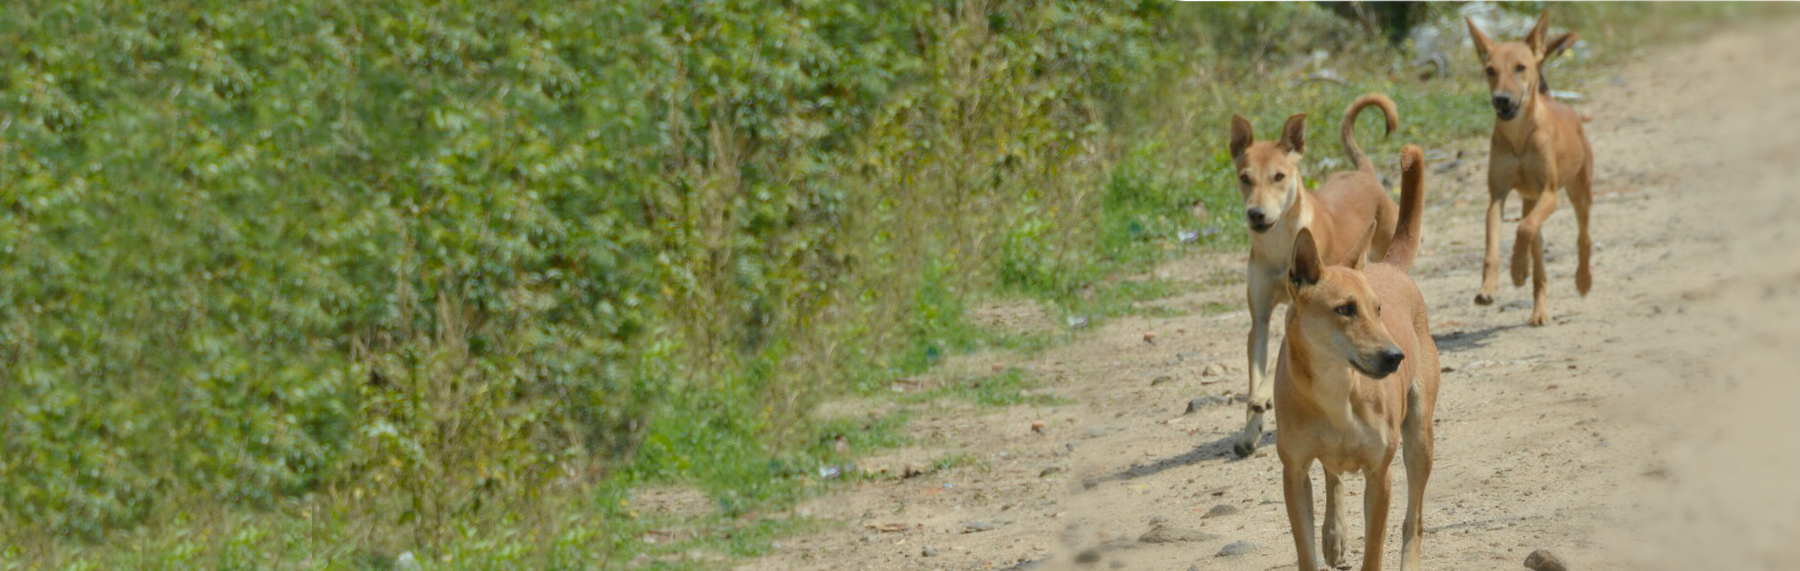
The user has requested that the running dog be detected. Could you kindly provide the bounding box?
[1467,12,1593,326]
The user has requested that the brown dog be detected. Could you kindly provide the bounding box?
[1227,94,1401,457]
[1276,145,1439,571]
[1467,13,1593,326]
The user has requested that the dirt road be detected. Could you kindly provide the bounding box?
[741,17,1800,571]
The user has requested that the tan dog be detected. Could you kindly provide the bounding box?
[1227,94,1402,457]
[1276,145,1439,571]
[1467,13,1593,326]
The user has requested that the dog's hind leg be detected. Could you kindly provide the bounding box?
[1572,162,1594,296]
[1399,385,1435,571]
[1517,190,1559,325]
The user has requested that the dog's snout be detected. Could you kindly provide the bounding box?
[1378,348,1406,372]
[1491,94,1520,119]
[1245,208,1274,230]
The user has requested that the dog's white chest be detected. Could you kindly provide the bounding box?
[1313,426,1390,474]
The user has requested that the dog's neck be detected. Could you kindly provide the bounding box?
[1249,186,1318,266]
[1494,93,1546,151]
[1283,321,1365,430]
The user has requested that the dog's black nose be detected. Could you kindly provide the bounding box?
[1378,348,1406,372]
[1491,94,1513,109]
[1245,208,1267,225]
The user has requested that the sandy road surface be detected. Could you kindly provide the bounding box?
[739,17,1800,571]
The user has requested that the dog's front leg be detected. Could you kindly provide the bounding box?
[1282,456,1323,571]
[1360,465,1394,571]
[1236,269,1278,457]
[1475,177,1511,305]
[1515,188,1559,326]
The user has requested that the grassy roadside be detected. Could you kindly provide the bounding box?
[0,3,1773,570]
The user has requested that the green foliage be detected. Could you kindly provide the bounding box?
[1,0,676,541]
[0,0,1173,554]
[1178,3,1370,58]
[893,260,983,375]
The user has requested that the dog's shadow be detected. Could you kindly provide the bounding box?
[1090,431,1275,486]
[1433,322,1525,354]
[1084,322,1509,489]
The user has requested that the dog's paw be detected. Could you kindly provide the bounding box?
[1528,310,1550,327]
[1232,439,1258,458]
[1576,266,1592,296]
[1235,412,1266,457]
[1323,534,1347,569]
[1474,292,1495,306]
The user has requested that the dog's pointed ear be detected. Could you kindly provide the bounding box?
[1277,114,1306,156]
[1526,12,1552,57]
[1348,220,1377,270]
[1290,228,1322,288]
[1466,17,1493,62]
[1229,115,1255,160]
[1541,32,1577,62]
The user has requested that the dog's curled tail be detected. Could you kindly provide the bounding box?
[1383,144,1426,273]
[1341,93,1398,173]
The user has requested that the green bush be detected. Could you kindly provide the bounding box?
[0,0,1177,541]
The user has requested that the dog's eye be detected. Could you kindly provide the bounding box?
[1238,174,1251,185]
[1335,303,1356,317]
[1485,67,1497,77]
[1515,64,1527,73]
[1272,172,1285,182]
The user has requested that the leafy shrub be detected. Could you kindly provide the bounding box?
[0,0,1179,541]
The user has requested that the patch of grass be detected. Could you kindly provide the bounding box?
[1074,278,1185,320]
[811,412,913,458]
[902,368,1066,408]
[1198,300,1239,317]
[609,513,821,570]
[892,260,987,376]
[993,146,1229,317]
[983,329,1062,357]
[930,453,983,473]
